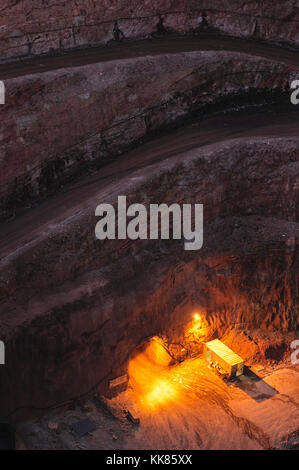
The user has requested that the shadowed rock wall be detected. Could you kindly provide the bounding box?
[0,137,298,418]
[0,1,298,63]
[0,50,296,220]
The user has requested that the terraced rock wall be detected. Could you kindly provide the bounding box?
[0,1,298,63]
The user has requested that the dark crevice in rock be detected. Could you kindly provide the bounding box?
[112,20,125,43]
[156,14,167,35]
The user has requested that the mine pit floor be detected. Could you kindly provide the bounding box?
[16,358,299,450]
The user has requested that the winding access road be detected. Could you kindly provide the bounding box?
[0,34,298,262]
[0,33,299,80]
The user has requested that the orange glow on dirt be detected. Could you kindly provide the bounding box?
[127,337,230,413]
[112,336,292,450]
[145,378,178,408]
[128,338,178,411]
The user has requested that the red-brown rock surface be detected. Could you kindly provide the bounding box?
[0,1,298,63]
[1,48,297,220]
[0,135,298,418]
[0,2,298,425]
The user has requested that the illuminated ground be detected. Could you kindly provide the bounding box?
[17,341,299,450]
[110,342,299,450]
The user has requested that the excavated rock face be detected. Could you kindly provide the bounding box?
[0,0,298,62]
[0,50,297,221]
[220,327,298,364]
[0,2,298,421]
[0,136,298,417]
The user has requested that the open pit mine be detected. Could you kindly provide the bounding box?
[0,0,298,452]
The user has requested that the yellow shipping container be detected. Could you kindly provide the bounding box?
[204,339,244,378]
